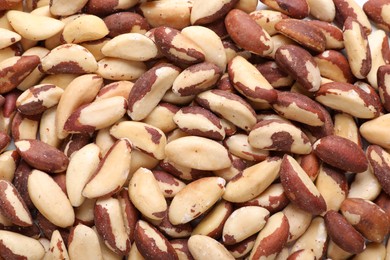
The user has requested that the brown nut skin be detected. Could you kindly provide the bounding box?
[363,0,390,32]
[279,155,327,215]
[135,220,179,260]
[275,45,321,92]
[275,18,326,53]
[367,145,390,195]
[103,12,150,38]
[85,0,138,16]
[375,192,390,220]
[153,26,205,66]
[333,0,372,35]
[0,55,40,94]
[313,135,368,173]
[305,20,344,50]
[340,198,390,243]
[324,210,365,254]
[15,139,69,174]
[255,61,293,88]
[12,160,34,211]
[259,0,310,19]
[378,65,390,112]
[225,9,273,56]
[0,131,10,153]
[314,50,355,84]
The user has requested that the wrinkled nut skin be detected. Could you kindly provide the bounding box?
[0,55,40,94]
[367,145,390,196]
[378,65,390,112]
[275,45,321,92]
[313,135,368,173]
[363,0,390,32]
[275,19,326,53]
[324,210,366,254]
[103,12,150,38]
[260,0,310,19]
[279,155,327,215]
[15,139,69,174]
[135,220,179,260]
[225,9,273,56]
[153,26,205,65]
[340,198,390,243]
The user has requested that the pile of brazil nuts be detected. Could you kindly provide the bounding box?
[1,0,390,259]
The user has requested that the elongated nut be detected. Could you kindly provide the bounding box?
[275,45,321,92]
[62,15,109,44]
[315,82,380,119]
[169,177,225,225]
[275,19,326,52]
[224,133,269,161]
[16,84,63,116]
[50,0,88,16]
[343,17,371,79]
[104,12,150,38]
[363,0,390,32]
[367,145,390,195]
[196,89,257,131]
[110,121,167,160]
[313,135,368,173]
[172,62,222,97]
[188,235,234,260]
[0,55,40,94]
[225,9,273,56]
[0,28,21,49]
[47,230,70,260]
[135,220,178,260]
[222,206,269,245]
[324,210,365,254]
[102,33,159,61]
[173,106,226,141]
[191,0,237,24]
[280,155,326,215]
[127,63,181,121]
[333,0,372,34]
[249,212,289,260]
[248,119,312,155]
[83,139,131,199]
[153,26,205,65]
[306,0,335,22]
[192,200,233,238]
[165,136,231,171]
[15,139,69,173]
[129,167,167,221]
[55,74,102,139]
[95,196,131,255]
[228,55,277,104]
[341,198,390,243]
[0,180,32,227]
[28,169,75,228]
[7,10,64,41]
[260,0,309,18]
[223,157,281,203]
[68,224,103,259]
[40,44,98,74]
[64,96,127,134]
[315,164,348,212]
[0,230,45,259]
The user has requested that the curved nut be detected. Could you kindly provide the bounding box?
[104,12,150,38]
[165,136,231,171]
[314,50,354,83]
[188,235,234,260]
[68,224,102,259]
[169,177,225,225]
[28,169,75,228]
[83,139,131,199]
[259,0,309,18]
[280,155,326,215]
[0,230,45,259]
[190,0,238,25]
[224,133,269,161]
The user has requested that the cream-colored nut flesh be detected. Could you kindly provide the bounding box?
[0,28,21,49]
[83,139,131,198]
[62,15,109,44]
[164,136,231,171]
[40,44,98,74]
[28,169,75,228]
[360,114,390,149]
[66,143,101,207]
[0,230,45,260]
[97,57,147,81]
[110,121,167,160]
[50,0,89,16]
[128,167,167,221]
[169,177,226,225]
[223,158,281,203]
[7,10,64,41]
[47,230,70,260]
[55,74,102,139]
[68,224,103,260]
[102,33,159,61]
[188,235,235,260]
